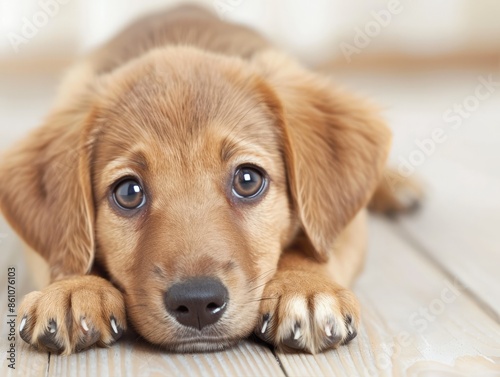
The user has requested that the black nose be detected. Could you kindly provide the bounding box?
[164,277,228,330]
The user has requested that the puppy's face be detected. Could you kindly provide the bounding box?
[91,50,292,350]
[0,47,391,352]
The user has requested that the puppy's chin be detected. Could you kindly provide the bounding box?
[163,338,240,353]
[136,322,253,353]
[137,320,256,352]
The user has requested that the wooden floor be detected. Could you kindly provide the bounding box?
[1,66,499,376]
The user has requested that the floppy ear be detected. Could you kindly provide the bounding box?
[0,101,96,279]
[253,51,392,261]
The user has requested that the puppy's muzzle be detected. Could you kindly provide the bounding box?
[164,277,228,330]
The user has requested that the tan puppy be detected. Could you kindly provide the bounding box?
[0,6,418,354]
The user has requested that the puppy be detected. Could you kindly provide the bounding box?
[0,6,418,354]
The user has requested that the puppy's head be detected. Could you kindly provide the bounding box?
[0,47,390,351]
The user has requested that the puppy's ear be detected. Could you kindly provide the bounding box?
[253,51,392,261]
[0,101,97,279]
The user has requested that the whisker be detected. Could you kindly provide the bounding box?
[246,278,276,294]
[126,304,149,310]
[247,268,276,284]
[245,297,279,304]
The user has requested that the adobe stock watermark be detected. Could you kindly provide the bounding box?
[213,0,244,20]
[395,74,499,181]
[364,278,464,376]
[7,0,71,54]
[340,0,403,63]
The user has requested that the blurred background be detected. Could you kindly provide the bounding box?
[0,1,499,373]
[1,0,500,145]
[1,0,500,65]
[1,1,499,277]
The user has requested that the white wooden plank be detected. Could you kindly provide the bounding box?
[276,217,500,377]
[47,339,284,377]
[397,142,500,319]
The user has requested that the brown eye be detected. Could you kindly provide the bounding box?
[232,166,266,199]
[113,179,145,209]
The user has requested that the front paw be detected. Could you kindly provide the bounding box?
[255,271,359,353]
[17,276,126,354]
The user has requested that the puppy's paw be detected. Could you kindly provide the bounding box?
[255,271,360,353]
[18,276,126,354]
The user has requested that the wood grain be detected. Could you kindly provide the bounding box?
[397,154,500,320]
[47,339,284,377]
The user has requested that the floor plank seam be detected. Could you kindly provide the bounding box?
[45,352,50,377]
[391,219,500,324]
[270,347,289,377]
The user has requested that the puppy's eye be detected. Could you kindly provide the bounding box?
[232,166,266,199]
[113,179,145,209]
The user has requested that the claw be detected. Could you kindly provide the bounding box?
[343,315,357,344]
[282,322,303,350]
[19,317,27,332]
[48,320,57,334]
[38,320,63,353]
[110,318,118,334]
[109,316,123,342]
[261,313,270,334]
[293,323,301,340]
[81,318,89,332]
[325,324,332,337]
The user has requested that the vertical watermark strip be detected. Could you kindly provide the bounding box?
[6,267,17,370]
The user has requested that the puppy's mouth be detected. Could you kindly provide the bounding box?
[159,308,243,352]
[163,337,240,352]
[129,308,245,352]
[126,275,254,350]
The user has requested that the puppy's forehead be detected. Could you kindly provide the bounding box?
[94,49,281,173]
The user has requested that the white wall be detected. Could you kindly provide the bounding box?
[1,0,500,66]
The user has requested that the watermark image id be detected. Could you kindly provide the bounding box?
[6,267,17,370]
